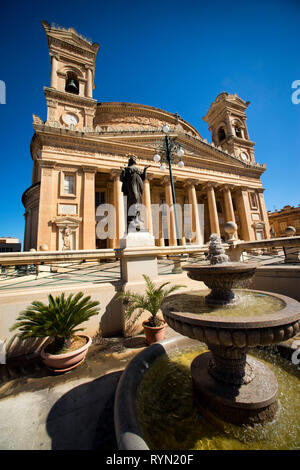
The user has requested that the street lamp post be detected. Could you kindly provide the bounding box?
[153,125,184,246]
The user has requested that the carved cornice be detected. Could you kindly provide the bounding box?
[31,125,266,188]
[39,160,57,169]
[33,117,265,173]
[44,87,97,108]
[51,215,82,227]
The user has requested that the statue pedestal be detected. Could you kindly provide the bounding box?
[119,231,158,283]
[120,231,155,249]
[119,231,159,337]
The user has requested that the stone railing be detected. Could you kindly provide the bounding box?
[226,236,300,263]
[0,245,208,282]
[0,236,299,275]
[0,248,116,266]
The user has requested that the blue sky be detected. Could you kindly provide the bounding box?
[0,0,299,246]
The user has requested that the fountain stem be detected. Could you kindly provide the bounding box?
[208,346,254,385]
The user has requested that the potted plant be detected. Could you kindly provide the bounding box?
[118,274,185,344]
[10,292,100,373]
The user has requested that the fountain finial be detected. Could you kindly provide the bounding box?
[207,233,229,265]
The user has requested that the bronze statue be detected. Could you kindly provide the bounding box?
[120,155,150,231]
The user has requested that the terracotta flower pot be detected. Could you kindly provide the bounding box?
[142,321,166,345]
[41,334,92,373]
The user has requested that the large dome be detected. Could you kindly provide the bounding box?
[94,102,202,138]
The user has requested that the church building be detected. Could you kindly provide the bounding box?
[22,21,270,251]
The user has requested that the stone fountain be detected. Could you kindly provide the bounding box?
[161,234,300,425]
[187,233,257,305]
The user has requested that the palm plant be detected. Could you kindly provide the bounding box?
[10,292,100,354]
[117,274,185,327]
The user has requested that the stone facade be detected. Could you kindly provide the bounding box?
[268,205,300,237]
[22,21,270,251]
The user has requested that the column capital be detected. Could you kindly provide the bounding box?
[221,184,235,192]
[203,181,218,190]
[49,52,59,60]
[256,187,265,193]
[111,169,122,180]
[145,172,155,181]
[81,165,97,174]
[184,178,199,188]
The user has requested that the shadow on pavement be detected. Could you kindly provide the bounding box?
[46,370,122,450]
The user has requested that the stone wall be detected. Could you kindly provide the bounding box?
[252,265,300,302]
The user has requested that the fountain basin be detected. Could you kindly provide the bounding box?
[114,336,300,449]
[161,289,300,425]
[114,336,196,450]
[183,263,258,305]
[161,290,300,348]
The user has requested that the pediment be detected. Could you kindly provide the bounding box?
[43,21,99,55]
[102,132,255,170]
[51,215,82,227]
[49,31,91,50]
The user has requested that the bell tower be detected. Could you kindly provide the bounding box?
[203,92,255,163]
[42,20,100,129]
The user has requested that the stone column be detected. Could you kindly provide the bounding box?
[223,184,237,239]
[164,176,177,246]
[86,67,93,98]
[107,182,115,248]
[225,113,233,136]
[206,182,220,237]
[37,163,55,250]
[24,209,31,251]
[257,188,271,239]
[186,179,203,245]
[82,167,96,249]
[112,170,125,248]
[50,54,59,89]
[142,174,153,234]
[152,187,164,247]
[177,194,186,246]
[235,187,255,241]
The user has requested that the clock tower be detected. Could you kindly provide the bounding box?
[203,92,255,164]
[41,20,100,130]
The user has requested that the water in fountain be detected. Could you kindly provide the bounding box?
[137,345,300,450]
[207,233,230,265]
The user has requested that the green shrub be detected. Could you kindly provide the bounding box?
[10,292,100,353]
[117,274,185,327]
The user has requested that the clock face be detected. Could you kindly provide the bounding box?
[241,152,249,161]
[63,113,79,126]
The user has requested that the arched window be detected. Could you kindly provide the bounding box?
[65,71,79,95]
[234,126,242,138]
[218,127,226,142]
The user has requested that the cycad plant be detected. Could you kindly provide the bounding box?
[10,292,100,354]
[117,274,185,327]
